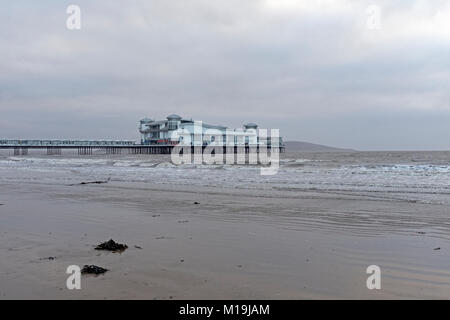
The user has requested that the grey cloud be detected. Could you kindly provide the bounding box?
[0,0,449,150]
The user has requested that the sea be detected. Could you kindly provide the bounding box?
[0,149,449,206]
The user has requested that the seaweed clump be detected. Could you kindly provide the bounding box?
[95,239,128,252]
[81,265,108,275]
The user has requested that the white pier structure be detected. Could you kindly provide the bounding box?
[0,115,284,155]
[139,114,283,148]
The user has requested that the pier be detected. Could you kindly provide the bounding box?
[0,140,284,155]
[0,116,285,156]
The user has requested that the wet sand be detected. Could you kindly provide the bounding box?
[1,179,449,299]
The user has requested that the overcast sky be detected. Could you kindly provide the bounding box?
[1,0,449,150]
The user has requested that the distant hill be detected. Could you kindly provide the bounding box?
[284,141,356,152]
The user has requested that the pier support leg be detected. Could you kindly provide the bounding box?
[47,147,61,155]
[14,147,28,156]
[78,147,92,155]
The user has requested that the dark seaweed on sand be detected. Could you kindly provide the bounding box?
[69,177,111,186]
[95,239,128,252]
[81,265,108,275]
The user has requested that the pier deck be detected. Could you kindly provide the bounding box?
[0,143,284,155]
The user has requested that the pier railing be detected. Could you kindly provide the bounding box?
[0,139,136,147]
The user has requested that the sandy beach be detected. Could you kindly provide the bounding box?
[1,152,449,299]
